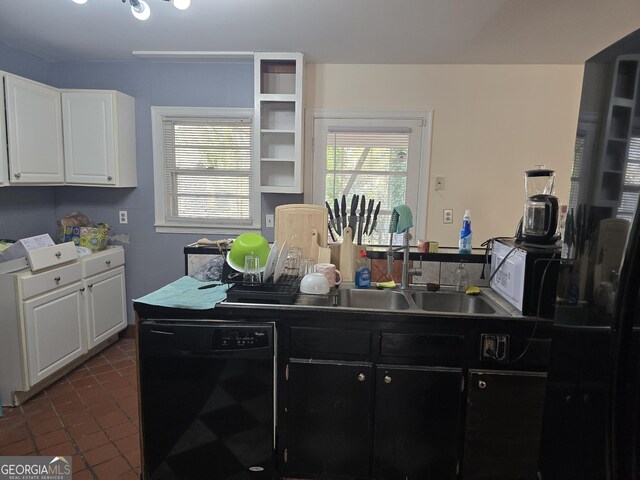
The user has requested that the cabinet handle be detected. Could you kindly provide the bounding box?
[384,375,392,384]
[357,373,366,382]
[565,395,572,404]
[54,276,61,282]
[88,284,94,289]
[107,176,113,181]
[55,251,62,258]
[80,287,85,292]
[583,394,590,403]
[14,172,21,179]
[105,260,111,266]
[478,380,487,389]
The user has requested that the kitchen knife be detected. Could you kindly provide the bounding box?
[326,201,338,238]
[349,194,358,231]
[341,195,347,230]
[333,198,342,236]
[363,198,374,237]
[357,195,366,244]
[368,201,381,235]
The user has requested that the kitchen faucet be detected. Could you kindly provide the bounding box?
[387,205,422,289]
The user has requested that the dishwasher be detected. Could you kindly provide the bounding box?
[138,320,276,480]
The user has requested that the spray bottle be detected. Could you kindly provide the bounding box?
[459,210,472,254]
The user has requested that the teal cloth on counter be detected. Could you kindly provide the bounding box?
[389,204,414,233]
[134,276,230,310]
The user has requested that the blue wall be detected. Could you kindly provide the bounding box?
[0,43,300,322]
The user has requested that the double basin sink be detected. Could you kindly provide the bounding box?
[300,288,512,316]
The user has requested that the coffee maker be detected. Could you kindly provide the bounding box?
[516,167,560,245]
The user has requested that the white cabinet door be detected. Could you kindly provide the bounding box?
[5,75,64,184]
[62,90,137,187]
[24,282,86,386]
[62,91,115,185]
[0,75,7,186]
[85,266,126,348]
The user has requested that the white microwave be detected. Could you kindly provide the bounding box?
[490,238,560,317]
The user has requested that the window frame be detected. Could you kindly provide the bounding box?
[304,110,432,242]
[151,106,260,234]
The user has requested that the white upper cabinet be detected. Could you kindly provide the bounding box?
[4,74,65,184]
[255,52,304,193]
[62,90,137,187]
[0,76,7,187]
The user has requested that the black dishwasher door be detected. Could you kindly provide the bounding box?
[139,321,275,480]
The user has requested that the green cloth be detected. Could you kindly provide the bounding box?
[389,204,414,233]
[134,276,230,310]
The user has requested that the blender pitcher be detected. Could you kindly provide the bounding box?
[521,167,560,244]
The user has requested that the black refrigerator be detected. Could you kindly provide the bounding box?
[538,28,640,480]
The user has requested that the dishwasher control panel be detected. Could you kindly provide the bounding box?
[213,326,271,350]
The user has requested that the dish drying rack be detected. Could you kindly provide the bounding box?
[225,272,301,304]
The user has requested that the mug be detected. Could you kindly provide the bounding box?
[315,263,342,288]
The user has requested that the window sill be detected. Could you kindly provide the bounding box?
[154,223,261,235]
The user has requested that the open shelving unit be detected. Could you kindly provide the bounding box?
[597,55,639,207]
[254,53,304,193]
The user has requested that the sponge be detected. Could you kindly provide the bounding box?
[376,280,397,289]
[466,286,481,296]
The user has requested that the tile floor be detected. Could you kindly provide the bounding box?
[0,337,141,479]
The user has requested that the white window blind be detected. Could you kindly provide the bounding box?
[152,107,258,233]
[325,129,410,245]
[311,115,429,245]
[619,136,640,221]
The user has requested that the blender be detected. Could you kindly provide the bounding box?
[517,166,560,245]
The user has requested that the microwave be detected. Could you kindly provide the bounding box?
[490,238,561,317]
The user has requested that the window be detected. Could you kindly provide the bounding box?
[310,114,430,244]
[619,136,640,221]
[151,107,259,233]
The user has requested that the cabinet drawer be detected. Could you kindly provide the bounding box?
[380,332,465,364]
[20,263,82,299]
[290,326,371,355]
[82,248,124,277]
[27,242,78,272]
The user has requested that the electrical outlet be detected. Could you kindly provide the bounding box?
[119,210,128,224]
[265,214,274,228]
[480,334,509,363]
[435,176,445,191]
[443,209,453,224]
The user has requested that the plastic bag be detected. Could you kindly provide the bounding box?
[191,256,225,282]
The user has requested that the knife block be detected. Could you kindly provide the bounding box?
[329,243,364,282]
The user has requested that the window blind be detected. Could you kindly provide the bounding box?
[325,130,410,245]
[162,117,253,225]
[618,136,640,221]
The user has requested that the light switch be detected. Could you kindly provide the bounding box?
[435,176,445,191]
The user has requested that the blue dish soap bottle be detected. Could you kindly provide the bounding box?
[355,250,371,288]
[459,210,472,254]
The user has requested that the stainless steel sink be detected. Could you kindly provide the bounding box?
[335,289,411,310]
[410,291,497,314]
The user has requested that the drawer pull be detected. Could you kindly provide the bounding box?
[105,260,111,266]
[54,276,61,282]
[80,287,85,292]
[14,172,21,179]
[88,284,94,289]
[357,373,366,382]
[478,380,487,389]
[55,251,62,258]
[107,176,113,181]
[384,375,392,384]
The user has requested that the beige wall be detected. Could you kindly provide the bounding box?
[305,63,584,247]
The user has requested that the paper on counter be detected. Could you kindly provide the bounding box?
[0,234,55,263]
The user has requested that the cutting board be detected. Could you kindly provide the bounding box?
[275,204,328,260]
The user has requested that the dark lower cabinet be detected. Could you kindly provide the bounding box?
[373,365,463,480]
[283,360,463,480]
[463,370,547,480]
[285,359,373,479]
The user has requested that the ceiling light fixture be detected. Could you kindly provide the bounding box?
[72,0,190,20]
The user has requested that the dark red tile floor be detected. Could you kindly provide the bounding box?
[0,337,141,479]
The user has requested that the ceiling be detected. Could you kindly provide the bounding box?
[0,0,639,64]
